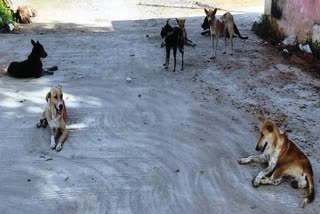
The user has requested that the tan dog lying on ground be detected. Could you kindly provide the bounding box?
[37,86,68,151]
[238,116,314,208]
[204,8,235,59]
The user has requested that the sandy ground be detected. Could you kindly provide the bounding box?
[0,0,320,213]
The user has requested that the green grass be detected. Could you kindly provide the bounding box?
[0,0,13,26]
[255,15,284,44]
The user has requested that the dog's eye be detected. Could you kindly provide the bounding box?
[54,95,58,99]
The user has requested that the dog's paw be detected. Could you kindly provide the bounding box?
[56,144,63,152]
[41,119,48,128]
[165,66,169,70]
[36,122,42,128]
[238,158,249,165]
[300,198,308,208]
[50,139,56,150]
[252,178,260,188]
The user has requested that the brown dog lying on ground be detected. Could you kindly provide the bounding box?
[37,86,68,151]
[238,116,314,208]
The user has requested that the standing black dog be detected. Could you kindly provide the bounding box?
[161,27,184,72]
[201,16,248,39]
[160,20,184,72]
[7,40,57,78]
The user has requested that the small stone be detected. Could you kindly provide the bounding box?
[250,205,256,209]
[145,34,149,37]
[175,169,180,173]
[138,94,142,97]
[27,179,31,182]
[130,54,135,56]
[126,77,132,83]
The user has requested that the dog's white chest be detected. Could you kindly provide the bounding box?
[48,117,59,129]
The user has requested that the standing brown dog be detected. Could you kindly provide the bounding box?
[37,86,68,151]
[238,116,314,208]
[204,8,235,59]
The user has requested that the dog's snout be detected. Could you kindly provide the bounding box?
[43,52,48,58]
[59,104,63,110]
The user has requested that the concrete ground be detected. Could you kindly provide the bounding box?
[0,0,319,213]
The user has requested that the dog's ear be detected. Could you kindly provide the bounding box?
[258,115,266,123]
[204,8,209,16]
[266,124,274,133]
[31,39,36,46]
[37,41,40,44]
[213,8,218,15]
[45,92,51,103]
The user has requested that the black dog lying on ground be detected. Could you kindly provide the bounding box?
[7,40,58,78]
[161,25,184,72]
[201,16,248,40]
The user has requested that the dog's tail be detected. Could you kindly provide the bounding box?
[166,19,170,25]
[233,23,248,40]
[300,171,314,208]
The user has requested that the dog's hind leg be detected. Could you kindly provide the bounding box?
[223,31,227,54]
[165,47,170,70]
[37,111,47,128]
[260,175,283,186]
[173,47,177,72]
[228,24,234,55]
[181,50,184,70]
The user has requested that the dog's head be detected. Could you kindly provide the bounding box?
[161,19,173,38]
[176,18,185,28]
[204,8,217,26]
[201,16,210,30]
[46,86,64,116]
[255,116,279,152]
[31,39,47,59]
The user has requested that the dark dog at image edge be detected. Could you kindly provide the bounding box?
[160,19,184,72]
[7,39,58,78]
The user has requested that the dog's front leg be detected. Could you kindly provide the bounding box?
[238,154,267,165]
[210,35,215,59]
[165,47,170,69]
[50,128,57,149]
[252,157,277,188]
[56,129,68,152]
